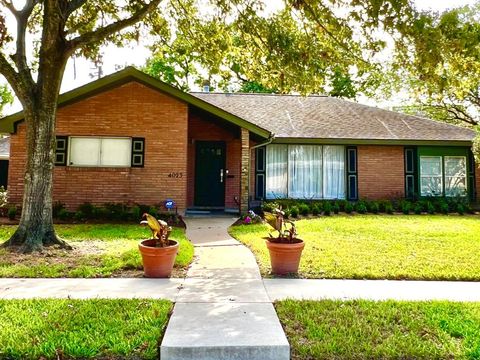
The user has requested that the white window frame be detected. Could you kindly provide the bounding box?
[68,136,132,168]
[420,156,443,197]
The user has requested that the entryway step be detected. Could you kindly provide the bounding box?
[160,302,290,360]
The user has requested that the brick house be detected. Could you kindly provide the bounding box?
[0,67,477,214]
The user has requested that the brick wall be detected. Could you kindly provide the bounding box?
[357,145,405,200]
[187,112,241,210]
[8,81,189,211]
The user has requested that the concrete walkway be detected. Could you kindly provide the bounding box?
[160,216,290,360]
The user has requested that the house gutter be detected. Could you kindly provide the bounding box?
[247,134,275,210]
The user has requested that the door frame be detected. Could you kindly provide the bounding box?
[194,140,226,207]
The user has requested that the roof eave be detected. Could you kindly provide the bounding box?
[272,137,473,147]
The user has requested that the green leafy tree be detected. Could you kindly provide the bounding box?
[0,84,13,115]
[386,3,480,127]
[0,0,164,252]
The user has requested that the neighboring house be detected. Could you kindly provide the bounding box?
[0,67,477,213]
[0,137,9,188]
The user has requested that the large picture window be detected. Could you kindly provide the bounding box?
[68,137,132,167]
[266,144,345,199]
[419,155,467,197]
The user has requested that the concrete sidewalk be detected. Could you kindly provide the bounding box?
[3,277,480,302]
[160,216,289,360]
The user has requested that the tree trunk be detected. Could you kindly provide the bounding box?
[3,107,71,253]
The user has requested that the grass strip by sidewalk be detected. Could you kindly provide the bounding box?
[230,215,480,280]
[276,299,480,359]
[0,299,172,359]
[0,224,194,278]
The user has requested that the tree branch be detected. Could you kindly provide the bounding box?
[66,0,87,17]
[67,0,162,54]
[0,52,30,101]
[0,0,19,17]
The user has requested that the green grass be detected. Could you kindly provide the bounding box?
[0,224,194,278]
[276,299,480,359]
[0,299,171,359]
[229,215,480,280]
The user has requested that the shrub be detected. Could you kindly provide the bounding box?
[262,202,279,213]
[323,202,332,216]
[356,203,367,214]
[384,202,394,214]
[131,205,141,220]
[77,202,96,219]
[299,203,310,216]
[283,208,291,218]
[457,203,465,215]
[378,200,390,213]
[413,203,423,215]
[439,202,449,215]
[401,201,411,215]
[345,202,354,214]
[7,206,16,220]
[332,202,340,214]
[52,202,66,218]
[311,204,320,216]
[74,210,85,221]
[336,200,347,212]
[57,208,72,220]
[426,201,435,214]
[369,201,379,214]
[289,206,299,218]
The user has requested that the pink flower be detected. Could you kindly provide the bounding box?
[244,216,252,224]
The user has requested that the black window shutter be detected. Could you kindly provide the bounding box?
[131,138,145,167]
[404,147,417,199]
[468,150,476,201]
[55,136,68,166]
[346,146,358,200]
[255,147,266,200]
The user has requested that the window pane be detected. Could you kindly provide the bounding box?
[445,156,467,197]
[266,145,288,199]
[420,177,443,196]
[69,137,100,166]
[101,138,131,167]
[323,145,345,199]
[288,145,322,199]
[420,156,442,176]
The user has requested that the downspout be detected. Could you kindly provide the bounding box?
[247,134,275,210]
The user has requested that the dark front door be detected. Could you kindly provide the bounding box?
[0,160,8,188]
[195,141,226,207]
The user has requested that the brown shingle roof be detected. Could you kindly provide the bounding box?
[191,93,475,144]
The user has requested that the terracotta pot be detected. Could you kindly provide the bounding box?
[138,239,179,278]
[265,239,305,275]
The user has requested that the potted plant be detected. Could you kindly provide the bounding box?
[264,208,305,275]
[139,213,179,278]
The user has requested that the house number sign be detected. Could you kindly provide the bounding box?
[168,172,183,178]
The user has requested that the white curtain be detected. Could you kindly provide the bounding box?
[266,145,288,198]
[323,145,346,199]
[288,145,322,199]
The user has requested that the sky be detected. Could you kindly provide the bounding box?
[1,0,478,114]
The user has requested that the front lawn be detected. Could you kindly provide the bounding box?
[0,224,194,278]
[276,299,480,359]
[0,299,171,359]
[230,215,480,280]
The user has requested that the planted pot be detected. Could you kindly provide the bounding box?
[138,239,179,278]
[265,238,305,275]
